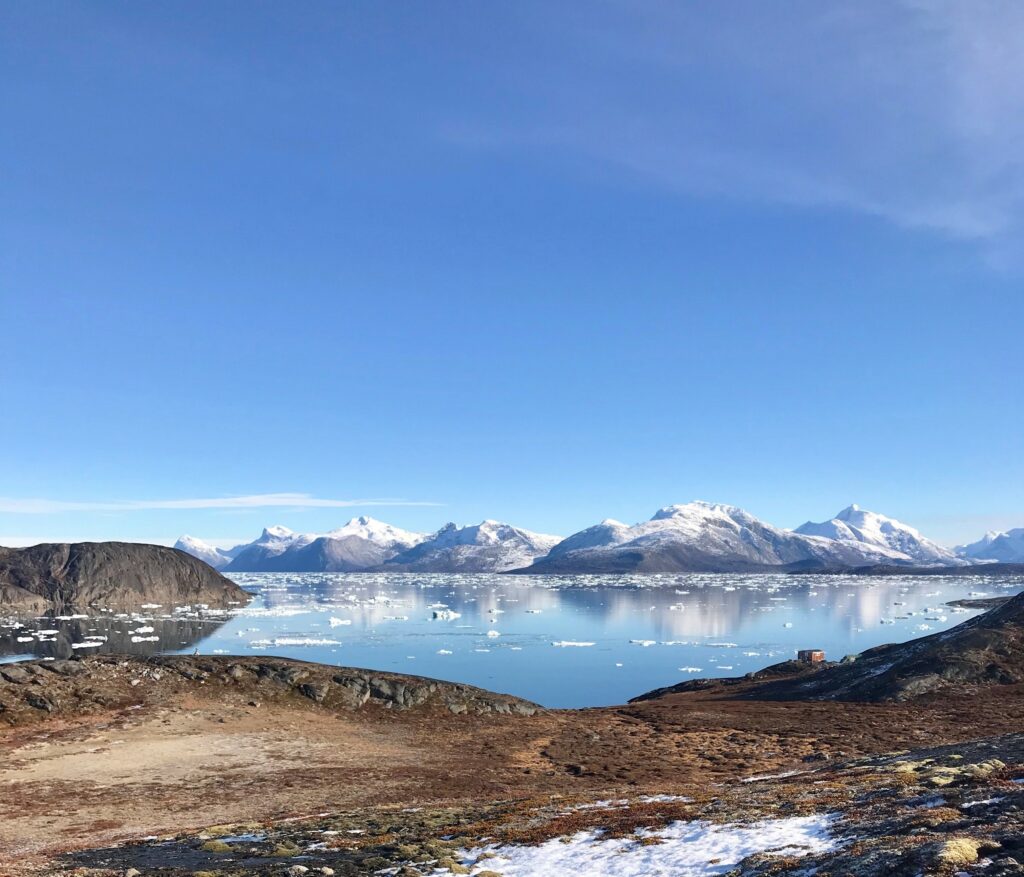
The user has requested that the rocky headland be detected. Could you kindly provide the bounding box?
[633,587,1024,704]
[0,542,250,613]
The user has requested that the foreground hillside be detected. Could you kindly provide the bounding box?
[0,542,250,613]
[4,654,1024,875]
[56,734,1024,877]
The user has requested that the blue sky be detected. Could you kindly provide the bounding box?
[2,1,1022,548]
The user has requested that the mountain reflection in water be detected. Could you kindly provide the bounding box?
[3,572,1022,707]
[0,615,229,662]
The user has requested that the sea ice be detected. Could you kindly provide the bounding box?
[249,637,341,647]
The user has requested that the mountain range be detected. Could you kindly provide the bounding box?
[176,516,559,574]
[174,502,1013,574]
[223,518,425,573]
[523,502,955,574]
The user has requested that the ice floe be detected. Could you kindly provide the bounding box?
[250,637,342,648]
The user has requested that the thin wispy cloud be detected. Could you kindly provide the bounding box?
[0,493,442,514]
[445,0,1024,257]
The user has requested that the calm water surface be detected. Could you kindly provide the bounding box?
[2,572,1021,707]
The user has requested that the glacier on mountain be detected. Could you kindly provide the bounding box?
[795,504,964,566]
[523,501,937,574]
[382,520,562,573]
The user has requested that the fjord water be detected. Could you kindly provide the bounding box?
[3,572,1022,707]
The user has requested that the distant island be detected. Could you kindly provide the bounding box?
[0,542,250,613]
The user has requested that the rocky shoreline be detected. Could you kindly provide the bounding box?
[632,587,1024,703]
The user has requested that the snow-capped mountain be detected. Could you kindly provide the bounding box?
[383,520,562,573]
[795,504,963,566]
[222,525,318,571]
[524,501,915,574]
[255,517,426,572]
[544,519,633,558]
[959,528,1024,563]
[323,516,423,549]
[175,518,425,573]
[173,535,237,570]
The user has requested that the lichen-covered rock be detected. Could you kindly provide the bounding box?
[937,837,985,868]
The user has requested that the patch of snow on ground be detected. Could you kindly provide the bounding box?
[637,794,693,804]
[740,769,802,784]
[454,813,836,876]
